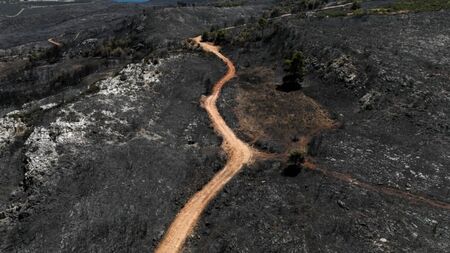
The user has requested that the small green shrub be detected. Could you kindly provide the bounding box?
[202,29,228,43]
[351,1,361,10]
[288,150,305,165]
[352,8,367,16]
[300,0,327,10]
[284,51,305,81]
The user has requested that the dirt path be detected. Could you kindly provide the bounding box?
[155,36,254,253]
[6,8,25,18]
[302,160,450,211]
[48,38,62,47]
[320,2,354,11]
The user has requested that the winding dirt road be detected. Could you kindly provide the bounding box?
[155,36,254,253]
[155,15,450,252]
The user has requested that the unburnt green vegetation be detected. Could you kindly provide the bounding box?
[29,47,62,64]
[278,51,305,92]
[284,51,305,81]
[382,0,450,12]
[318,0,450,18]
[202,29,228,43]
[94,38,133,58]
[288,150,305,164]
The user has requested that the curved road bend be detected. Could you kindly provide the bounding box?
[5,8,25,18]
[155,36,254,253]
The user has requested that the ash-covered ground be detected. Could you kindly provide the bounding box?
[1,52,227,252]
[0,2,263,251]
[186,9,450,253]
[1,0,450,252]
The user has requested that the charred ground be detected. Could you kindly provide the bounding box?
[0,3,263,251]
[187,7,450,253]
[1,0,450,252]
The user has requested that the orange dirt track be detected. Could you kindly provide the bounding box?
[48,38,62,47]
[155,36,254,253]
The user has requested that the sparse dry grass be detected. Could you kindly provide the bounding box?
[235,66,334,154]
